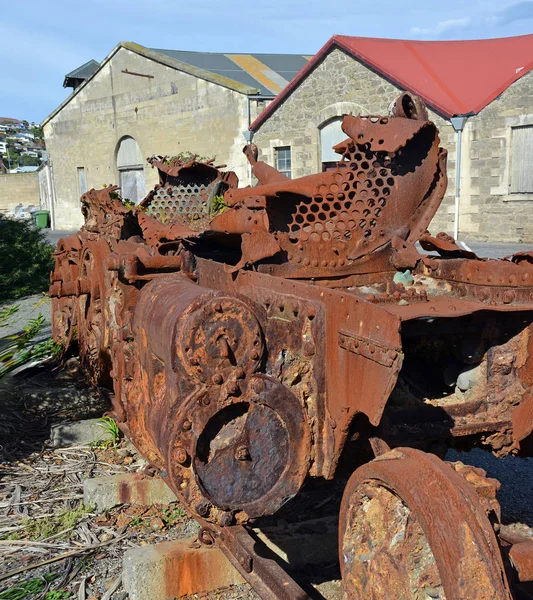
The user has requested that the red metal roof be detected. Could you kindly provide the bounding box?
[250,34,533,130]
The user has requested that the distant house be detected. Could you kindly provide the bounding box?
[43,42,310,229]
[10,166,39,173]
[0,141,7,154]
[13,132,34,141]
[250,34,533,243]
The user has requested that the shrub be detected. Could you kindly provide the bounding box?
[0,216,54,302]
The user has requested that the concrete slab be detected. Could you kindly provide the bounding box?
[84,472,177,512]
[51,418,114,448]
[123,537,244,600]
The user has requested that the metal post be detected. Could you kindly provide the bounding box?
[243,97,254,187]
[450,116,468,241]
[46,161,56,230]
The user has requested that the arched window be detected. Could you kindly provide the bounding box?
[116,136,145,204]
[319,118,346,171]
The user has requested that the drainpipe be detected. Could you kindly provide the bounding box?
[450,116,468,240]
[243,96,254,186]
[242,94,274,186]
[45,160,56,230]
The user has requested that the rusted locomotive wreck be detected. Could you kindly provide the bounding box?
[51,93,533,599]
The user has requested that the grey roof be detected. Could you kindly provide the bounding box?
[63,59,100,87]
[46,43,311,127]
[150,49,311,96]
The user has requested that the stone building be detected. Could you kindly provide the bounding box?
[43,43,310,229]
[250,34,533,243]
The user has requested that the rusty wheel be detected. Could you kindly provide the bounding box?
[339,448,512,600]
[51,235,82,347]
[77,242,111,386]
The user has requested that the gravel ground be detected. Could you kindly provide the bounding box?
[1,294,52,345]
[446,448,533,526]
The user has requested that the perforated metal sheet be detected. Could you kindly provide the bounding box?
[287,139,397,266]
[147,181,219,220]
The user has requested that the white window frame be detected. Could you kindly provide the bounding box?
[77,167,87,196]
[275,146,292,178]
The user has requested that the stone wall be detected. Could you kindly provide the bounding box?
[44,47,253,230]
[252,46,533,243]
[455,70,533,242]
[0,172,40,213]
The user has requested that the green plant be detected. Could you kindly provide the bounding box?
[21,502,92,541]
[0,303,63,378]
[165,151,215,164]
[44,591,70,600]
[210,195,226,216]
[0,216,54,302]
[95,416,121,449]
[129,516,143,527]
[0,573,58,599]
[162,505,187,526]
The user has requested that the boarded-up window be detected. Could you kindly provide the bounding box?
[320,118,345,170]
[511,125,533,193]
[116,136,145,204]
[275,146,292,178]
[77,167,87,196]
[119,169,146,205]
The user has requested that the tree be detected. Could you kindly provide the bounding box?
[30,126,44,141]
[0,216,54,302]
[20,154,41,167]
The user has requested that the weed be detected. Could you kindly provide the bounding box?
[162,504,187,527]
[164,151,215,164]
[0,573,58,600]
[129,516,143,527]
[210,195,226,216]
[44,591,70,600]
[21,502,91,541]
[0,531,21,541]
[95,416,121,449]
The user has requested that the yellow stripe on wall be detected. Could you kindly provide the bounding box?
[226,55,288,94]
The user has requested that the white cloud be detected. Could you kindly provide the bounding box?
[410,17,473,37]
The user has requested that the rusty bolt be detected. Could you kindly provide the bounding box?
[219,512,233,527]
[305,306,316,319]
[239,555,253,573]
[196,501,211,517]
[251,350,260,360]
[235,366,245,379]
[213,373,223,385]
[235,445,251,461]
[175,447,188,465]
[199,528,215,545]
[182,419,192,431]
[213,302,223,313]
[227,381,240,395]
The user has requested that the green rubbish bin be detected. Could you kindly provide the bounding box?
[35,210,50,229]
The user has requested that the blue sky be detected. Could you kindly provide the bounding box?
[2,0,533,123]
